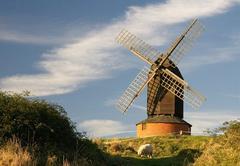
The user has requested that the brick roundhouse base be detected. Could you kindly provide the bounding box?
[136,116,191,138]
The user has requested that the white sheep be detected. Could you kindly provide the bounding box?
[137,144,153,158]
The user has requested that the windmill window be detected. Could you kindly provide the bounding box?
[142,123,147,130]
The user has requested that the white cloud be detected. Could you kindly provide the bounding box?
[104,99,117,107]
[223,94,240,100]
[180,43,240,72]
[0,29,72,45]
[105,99,146,111]
[1,0,240,96]
[78,119,134,137]
[185,109,240,134]
[77,109,240,137]
[106,101,240,135]
[132,104,147,111]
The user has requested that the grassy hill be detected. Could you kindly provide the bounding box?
[0,91,239,166]
[95,135,210,166]
[95,120,240,166]
[1,133,239,166]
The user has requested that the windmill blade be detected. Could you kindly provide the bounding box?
[160,69,206,110]
[166,19,204,67]
[116,66,155,113]
[116,29,162,65]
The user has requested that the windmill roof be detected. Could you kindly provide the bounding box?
[136,115,192,126]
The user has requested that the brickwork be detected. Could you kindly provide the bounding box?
[136,122,191,138]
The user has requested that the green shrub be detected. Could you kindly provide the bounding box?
[0,91,77,153]
[194,120,240,166]
[0,91,107,165]
[110,143,123,153]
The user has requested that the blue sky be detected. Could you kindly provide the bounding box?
[0,0,240,137]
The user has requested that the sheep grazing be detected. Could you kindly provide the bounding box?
[137,144,153,158]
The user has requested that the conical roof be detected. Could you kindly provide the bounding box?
[136,115,192,127]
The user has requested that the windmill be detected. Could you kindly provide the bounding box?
[115,19,206,137]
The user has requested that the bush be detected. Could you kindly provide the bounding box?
[110,143,123,153]
[194,120,240,166]
[0,92,78,154]
[0,91,107,165]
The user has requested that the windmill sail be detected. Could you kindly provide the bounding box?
[160,69,206,110]
[166,19,204,66]
[115,19,206,114]
[116,66,154,113]
[116,29,162,65]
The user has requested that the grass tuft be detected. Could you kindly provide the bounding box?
[0,138,34,166]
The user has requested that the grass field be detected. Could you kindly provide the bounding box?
[95,135,210,166]
[95,132,240,166]
[0,133,239,165]
[0,92,239,165]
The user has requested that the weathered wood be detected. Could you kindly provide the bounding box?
[147,66,183,118]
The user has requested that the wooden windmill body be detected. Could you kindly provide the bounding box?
[115,19,206,137]
[136,65,191,137]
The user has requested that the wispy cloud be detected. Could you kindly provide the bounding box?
[0,29,72,45]
[78,119,134,137]
[185,109,240,134]
[105,99,146,112]
[104,99,117,107]
[1,0,240,96]
[111,102,240,135]
[180,42,240,72]
[77,109,240,137]
[131,104,146,111]
[223,94,240,100]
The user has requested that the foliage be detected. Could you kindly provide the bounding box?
[1,91,239,165]
[109,143,123,153]
[0,91,107,165]
[194,120,240,166]
[0,91,77,155]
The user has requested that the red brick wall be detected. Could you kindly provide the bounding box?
[136,122,191,138]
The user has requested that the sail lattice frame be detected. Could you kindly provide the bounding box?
[116,66,152,113]
[167,19,204,66]
[116,29,161,65]
[160,69,206,110]
[115,19,206,113]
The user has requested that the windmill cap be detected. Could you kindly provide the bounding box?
[136,115,192,127]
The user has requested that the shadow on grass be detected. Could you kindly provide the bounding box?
[122,149,201,166]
